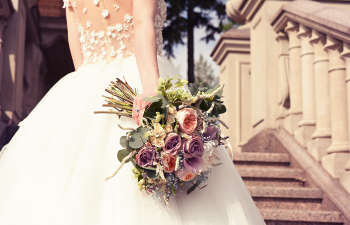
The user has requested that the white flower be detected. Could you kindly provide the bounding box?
[110,48,116,57]
[82,8,87,14]
[115,24,123,32]
[123,24,129,31]
[93,0,99,6]
[102,9,109,18]
[124,14,133,23]
[119,41,126,50]
[97,31,104,38]
[79,36,85,43]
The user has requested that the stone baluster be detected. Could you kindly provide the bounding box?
[284,21,303,134]
[341,159,350,193]
[307,30,331,161]
[294,25,316,146]
[276,32,289,128]
[322,36,350,178]
[340,43,350,192]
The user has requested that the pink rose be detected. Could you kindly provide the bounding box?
[176,108,198,134]
[176,168,196,182]
[161,154,176,173]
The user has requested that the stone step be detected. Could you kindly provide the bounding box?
[248,186,324,210]
[248,186,322,199]
[233,152,290,164]
[237,167,306,181]
[261,209,344,224]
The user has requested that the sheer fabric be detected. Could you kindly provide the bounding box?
[63,0,166,65]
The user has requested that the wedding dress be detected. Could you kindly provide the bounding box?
[0,0,266,224]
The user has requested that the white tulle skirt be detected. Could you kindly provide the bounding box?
[0,56,265,225]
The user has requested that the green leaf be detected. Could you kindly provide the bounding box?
[199,99,212,111]
[187,179,203,195]
[143,100,163,119]
[128,134,144,149]
[210,103,227,117]
[136,127,149,143]
[120,136,129,149]
[144,95,162,103]
[173,79,188,88]
[117,149,132,163]
[137,174,143,182]
[161,95,169,109]
[144,169,157,178]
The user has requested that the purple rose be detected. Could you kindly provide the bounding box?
[184,136,204,158]
[136,143,156,167]
[203,125,218,141]
[184,157,203,174]
[163,133,182,155]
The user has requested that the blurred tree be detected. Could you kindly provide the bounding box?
[163,0,226,83]
[194,54,218,88]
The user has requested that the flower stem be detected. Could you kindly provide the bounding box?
[105,151,136,181]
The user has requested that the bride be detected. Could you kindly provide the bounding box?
[0,0,266,224]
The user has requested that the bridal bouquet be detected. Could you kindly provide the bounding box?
[95,77,228,203]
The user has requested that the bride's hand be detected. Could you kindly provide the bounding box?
[132,89,158,126]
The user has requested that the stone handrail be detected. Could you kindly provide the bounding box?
[271,1,350,193]
[271,1,350,43]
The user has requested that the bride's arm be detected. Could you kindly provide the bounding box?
[66,7,83,69]
[132,0,160,125]
[133,0,160,94]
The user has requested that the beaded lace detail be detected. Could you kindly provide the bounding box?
[63,0,166,65]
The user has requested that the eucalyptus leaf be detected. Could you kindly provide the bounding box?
[120,136,128,149]
[136,127,149,143]
[128,134,144,149]
[117,149,132,163]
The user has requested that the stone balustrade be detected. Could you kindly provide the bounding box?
[271,1,350,191]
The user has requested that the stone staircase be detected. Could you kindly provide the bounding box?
[233,135,349,225]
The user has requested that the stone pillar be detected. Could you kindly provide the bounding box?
[276,32,289,129]
[284,21,303,134]
[340,43,350,193]
[294,25,316,146]
[307,30,331,161]
[322,36,350,178]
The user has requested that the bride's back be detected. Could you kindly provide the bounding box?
[64,0,166,65]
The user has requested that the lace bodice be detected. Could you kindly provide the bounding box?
[63,0,167,65]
